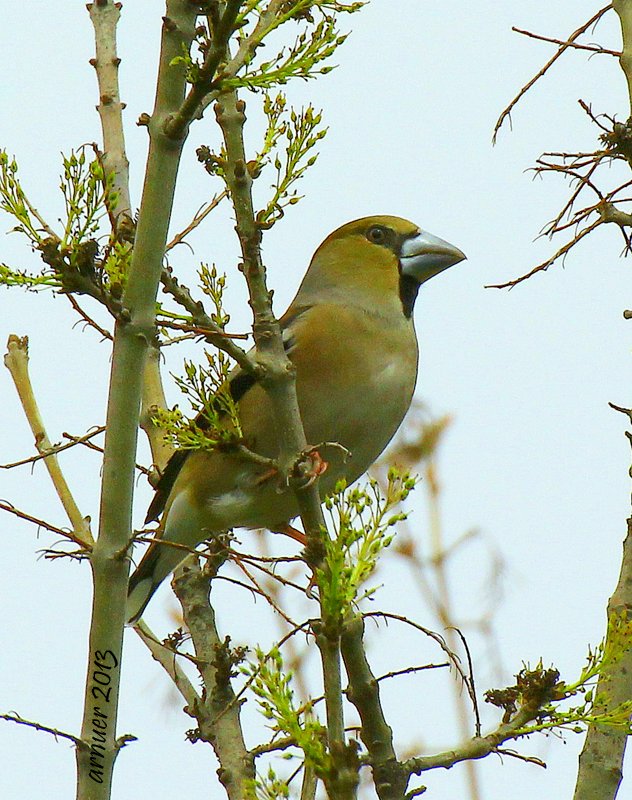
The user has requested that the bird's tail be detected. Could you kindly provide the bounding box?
[127,493,211,624]
[126,546,163,625]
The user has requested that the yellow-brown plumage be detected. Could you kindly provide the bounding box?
[127,215,465,623]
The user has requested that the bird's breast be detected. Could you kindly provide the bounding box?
[292,306,419,491]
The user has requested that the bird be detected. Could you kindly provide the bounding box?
[126,215,465,623]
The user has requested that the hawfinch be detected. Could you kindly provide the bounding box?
[127,215,465,623]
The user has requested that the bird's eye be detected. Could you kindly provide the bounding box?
[366,226,387,245]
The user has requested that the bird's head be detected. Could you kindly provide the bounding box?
[296,215,466,318]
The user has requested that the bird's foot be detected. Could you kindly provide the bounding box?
[291,446,328,488]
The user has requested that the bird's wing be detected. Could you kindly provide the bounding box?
[144,308,309,524]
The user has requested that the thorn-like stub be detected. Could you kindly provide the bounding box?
[162,15,177,32]
[137,112,151,127]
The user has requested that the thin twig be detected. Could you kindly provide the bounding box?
[364,611,467,685]
[231,556,301,626]
[67,295,114,341]
[60,431,152,477]
[578,99,615,132]
[512,26,620,57]
[1,711,82,747]
[495,748,547,768]
[0,500,73,539]
[165,190,228,251]
[156,318,249,339]
[449,627,481,737]
[486,217,602,288]
[249,735,297,758]
[493,5,614,142]
[376,663,450,682]
[0,426,105,470]
[229,547,308,592]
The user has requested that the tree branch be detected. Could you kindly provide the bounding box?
[573,511,632,800]
[1,711,82,747]
[0,425,105,470]
[4,335,93,549]
[66,295,114,341]
[615,0,632,111]
[404,704,545,776]
[215,81,360,796]
[88,0,132,227]
[512,26,620,57]
[158,266,257,372]
[164,0,245,139]
[140,342,174,474]
[76,4,198,797]
[165,189,228,251]
[0,500,74,540]
[172,553,255,800]
[133,620,200,710]
[341,615,409,800]
[494,5,614,142]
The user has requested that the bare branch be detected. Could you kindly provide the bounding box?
[486,217,602,289]
[133,620,200,710]
[165,190,228,251]
[156,317,249,340]
[249,735,298,758]
[364,611,468,685]
[0,499,75,540]
[4,335,93,547]
[231,556,301,627]
[404,704,545,775]
[88,0,132,226]
[0,426,105,470]
[494,5,614,142]
[449,627,482,737]
[67,295,114,341]
[1,711,82,747]
[512,26,620,57]
[376,663,450,682]
[496,748,547,768]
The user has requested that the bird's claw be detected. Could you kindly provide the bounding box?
[291,446,328,488]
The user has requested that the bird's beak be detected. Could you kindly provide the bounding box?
[400,230,466,284]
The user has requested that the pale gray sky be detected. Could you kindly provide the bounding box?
[1,3,630,799]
